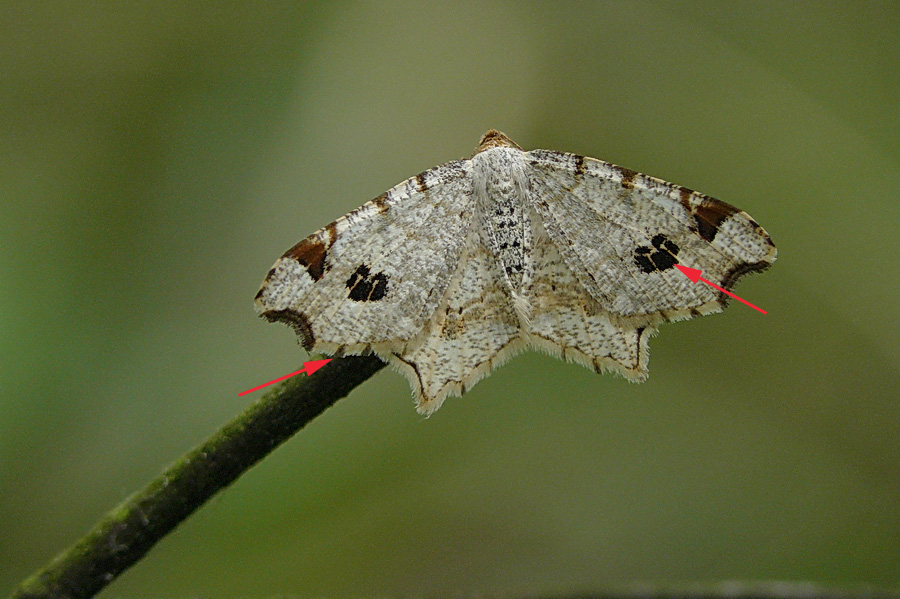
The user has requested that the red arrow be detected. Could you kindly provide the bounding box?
[239,359,332,396]
[674,264,767,315]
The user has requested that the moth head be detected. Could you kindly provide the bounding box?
[473,129,522,156]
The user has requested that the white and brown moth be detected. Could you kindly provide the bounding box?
[256,130,776,414]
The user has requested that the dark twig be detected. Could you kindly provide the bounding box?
[9,355,387,599]
[11,357,899,599]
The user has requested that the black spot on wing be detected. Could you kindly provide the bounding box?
[634,234,680,273]
[346,264,390,302]
[651,248,678,271]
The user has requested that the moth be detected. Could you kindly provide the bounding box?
[256,130,776,414]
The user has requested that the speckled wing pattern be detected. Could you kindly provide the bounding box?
[256,160,475,352]
[256,130,776,415]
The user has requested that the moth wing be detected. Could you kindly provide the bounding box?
[256,159,475,354]
[526,149,776,323]
[525,230,652,382]
[395,228,525,415]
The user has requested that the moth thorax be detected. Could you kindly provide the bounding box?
[483,179,530,292]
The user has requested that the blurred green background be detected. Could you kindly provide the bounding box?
[2,1,898,596]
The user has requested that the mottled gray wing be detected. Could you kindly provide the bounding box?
[255,159,475,353]
[525,230,652,382]
[526,149,776,321]
[394,225,524,415]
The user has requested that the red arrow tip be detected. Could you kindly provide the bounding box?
[675,264,703,283]
[303,359,332,376]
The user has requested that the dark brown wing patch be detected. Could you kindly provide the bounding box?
[282,222,338,281]
[261,309,315,350]
[679,190,740,243]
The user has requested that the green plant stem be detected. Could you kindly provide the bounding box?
[9,355,387,599]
